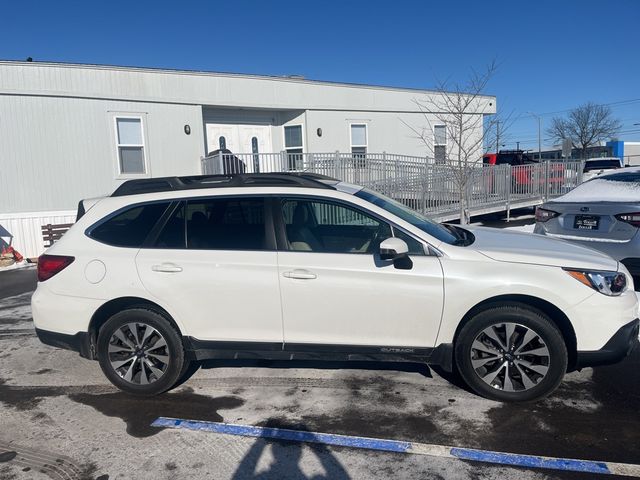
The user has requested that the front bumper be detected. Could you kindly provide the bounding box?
[575,318,639,369]
[35,327,94,359]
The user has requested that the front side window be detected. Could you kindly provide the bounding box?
[393,228,426,256]
[115,117,146,174]
[281,198,391,254]
[284,125,303,170]
[355,188,458,245]
[434,125,446,164]
[90,202,170,247]
[186,197,266,250]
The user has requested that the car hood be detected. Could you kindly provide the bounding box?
[462,226,619,271]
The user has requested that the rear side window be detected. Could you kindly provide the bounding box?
[186,197,267,250]
[90,202,169,247]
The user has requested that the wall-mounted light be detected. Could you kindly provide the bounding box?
[317,128,322,137]
[184,125,191,135]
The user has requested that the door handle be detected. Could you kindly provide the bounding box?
[283,269,317,280]
[151,263,183,273]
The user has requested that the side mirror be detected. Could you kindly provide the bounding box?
[379,237,409,261]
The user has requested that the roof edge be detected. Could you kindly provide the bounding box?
[0,59,496,99]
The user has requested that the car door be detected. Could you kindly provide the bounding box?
[135,196,284,344]
[275,196,444,349]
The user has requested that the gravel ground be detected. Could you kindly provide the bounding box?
[0,269,638,480]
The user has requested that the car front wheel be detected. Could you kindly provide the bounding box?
[455,304,568,402]
[97,308,185,396]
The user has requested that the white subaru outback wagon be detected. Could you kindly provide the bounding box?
[32,173,639,402]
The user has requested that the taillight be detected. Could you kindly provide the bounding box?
[615,212,640,228]
[37,255,75,282]
[535,207,559,223]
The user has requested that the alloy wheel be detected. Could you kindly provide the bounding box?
[107,322,170,385]
[470,322,550,392]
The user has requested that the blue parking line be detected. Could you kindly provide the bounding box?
[450,447,610,474]
[152,417,639,477]
[151,417,411,453]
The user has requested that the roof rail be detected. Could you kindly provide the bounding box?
[111,173,338,197]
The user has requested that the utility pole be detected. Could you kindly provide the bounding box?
[496,120,501,154]
[528,112,542,161]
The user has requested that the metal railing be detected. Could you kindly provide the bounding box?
[201,151,584,221]
[201,151,430,184]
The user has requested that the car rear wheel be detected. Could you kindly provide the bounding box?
[97,308,185,396]
[455,304,567,402]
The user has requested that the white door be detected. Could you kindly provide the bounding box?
[135,197,283,343]
[206,124,239,154]
[237,125,273,154]
[239,126,273,173]
[206,124,273,173]
[276,197,444,348]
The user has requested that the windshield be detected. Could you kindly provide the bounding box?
[354,188,459,244]
[600,171,640,183]
[584,160,621,171]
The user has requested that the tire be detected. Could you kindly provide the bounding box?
[455,303,567,402]
[97,308,185,396]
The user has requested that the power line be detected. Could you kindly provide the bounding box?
[509,97,640,122]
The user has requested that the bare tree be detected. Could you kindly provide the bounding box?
[403,61,503,224]
[547,102,621,159]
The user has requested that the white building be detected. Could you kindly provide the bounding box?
[0,61,496,257]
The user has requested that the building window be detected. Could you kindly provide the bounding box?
[284,125,303,170]
[350,124,367,156]
[350,124,367,167]
[434,125,446,164]
[115,117,146,174]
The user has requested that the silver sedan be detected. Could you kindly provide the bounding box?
[534,167,640,291]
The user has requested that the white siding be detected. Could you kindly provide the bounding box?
[0,210,75,259]
[0,95,204,213]
[0,62,495,114]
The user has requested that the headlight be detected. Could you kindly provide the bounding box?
[564,269,627,296]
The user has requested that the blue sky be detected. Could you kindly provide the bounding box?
[2,0,639,149]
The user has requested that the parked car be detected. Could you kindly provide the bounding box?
[581,157,624,181]
[534,167,640,291]
[32,173,638,402]
[483,150,565,191]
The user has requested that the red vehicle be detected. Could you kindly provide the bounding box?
[483,150,564,190]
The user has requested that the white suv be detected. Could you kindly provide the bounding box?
[32,173,639,402]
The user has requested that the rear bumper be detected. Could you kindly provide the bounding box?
[575,318,639,369]
[35,327,94,359]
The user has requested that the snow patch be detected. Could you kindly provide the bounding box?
[553,178,640,203]
[502,224,535,233]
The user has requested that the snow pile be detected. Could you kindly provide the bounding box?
[554,178,640,203]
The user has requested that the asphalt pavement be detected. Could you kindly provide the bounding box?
[0,266,36,300]
[0,268,638,480]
